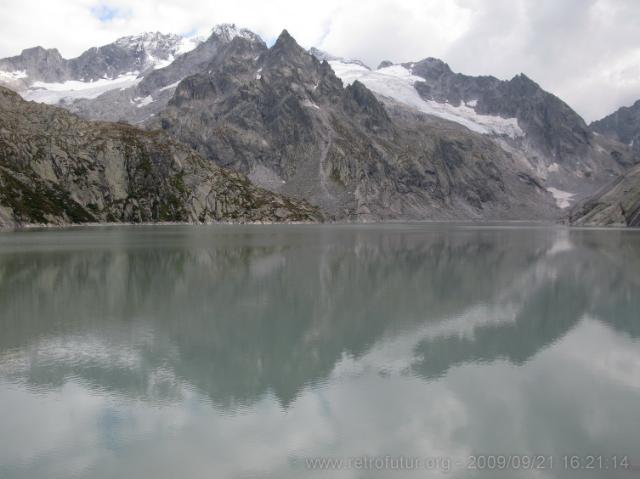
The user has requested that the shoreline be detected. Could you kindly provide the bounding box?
[1,219,637,232]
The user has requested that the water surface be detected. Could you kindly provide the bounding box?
[0,224,639,478]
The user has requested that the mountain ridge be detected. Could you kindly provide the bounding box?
[2,25,639,225]
[0,85,321,228]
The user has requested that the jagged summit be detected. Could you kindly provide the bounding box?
[2,26,637,225]
[211,23,263,44]
[19,46,63,58]
[273,29,298,50]
[407,57,453,79]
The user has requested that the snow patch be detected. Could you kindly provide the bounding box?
[302,99,320,109]
[330,61,524,138]
[176,36,202,55]
[212,24,258,42]
[22,72,142,104]
[132,95,154,107]
[547,187,575,209]
[150,55,174,69]
[465,99,478,107]
[158,80,181,91]
[0,70,28,81]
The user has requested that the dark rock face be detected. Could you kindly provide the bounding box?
[0,87,321,228]
[406,58,635,196]
[150,31,558,220]
[569,163,640,227]
[408,58,591,159]
[591,99,640,155]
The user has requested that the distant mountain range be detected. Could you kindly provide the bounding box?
[1,24,639,226]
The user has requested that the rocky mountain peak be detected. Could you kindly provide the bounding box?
[262,29,320,78]
[272,29,300,52]
[343,80,392,131]
[211,23,263,45]
[408,57,453,79]
[19,46,63,61]
[591,98,640,154]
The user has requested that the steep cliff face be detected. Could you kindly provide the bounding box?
[323,55,636,203]
[569,164,640,227]
[0,86,321,228]
[150,31,557,220]
[591,99,640,156]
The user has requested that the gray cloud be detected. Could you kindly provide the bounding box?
[0,0,639,121]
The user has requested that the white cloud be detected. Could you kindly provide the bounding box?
[1,0,639,121]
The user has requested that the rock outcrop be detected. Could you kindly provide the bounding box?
[0,86,321,228]
[591,99,640,156]
[569,164,640,227]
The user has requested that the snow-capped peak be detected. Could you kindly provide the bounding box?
[329,60,523,138]
[113,32,202,69]
[211,23,261,43]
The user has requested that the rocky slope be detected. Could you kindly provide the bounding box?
[149,30,558,220]
[591,99,640,155]
[67,24,262,124]
[568,164,640,226]
[322,56,637,205]
[0,86,321,228]
[3,26,638,224]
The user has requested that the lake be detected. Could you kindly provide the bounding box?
[0,224,639,478]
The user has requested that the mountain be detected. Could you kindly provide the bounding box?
[65,24,263,124]
[322,56,636,205]
[3,26,638,224]
[149,30,559,220]
[0,31,199,86]
[0,30,203,122]
[569,163,640,226]
[0,86,321,228]
[591,99,640,155]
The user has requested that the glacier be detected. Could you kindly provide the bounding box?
[329,61,524,139]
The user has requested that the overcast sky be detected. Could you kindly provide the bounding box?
[1,0,639,122]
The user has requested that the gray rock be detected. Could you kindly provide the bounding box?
[65,25,266,125]
[0,86,322,227]
[404,58,637,198]
[591,99,640,155]
[568,163,640,227]
[150,30,559,221]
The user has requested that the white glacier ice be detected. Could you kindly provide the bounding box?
[22,72,142,104]
[329,61,524,138]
